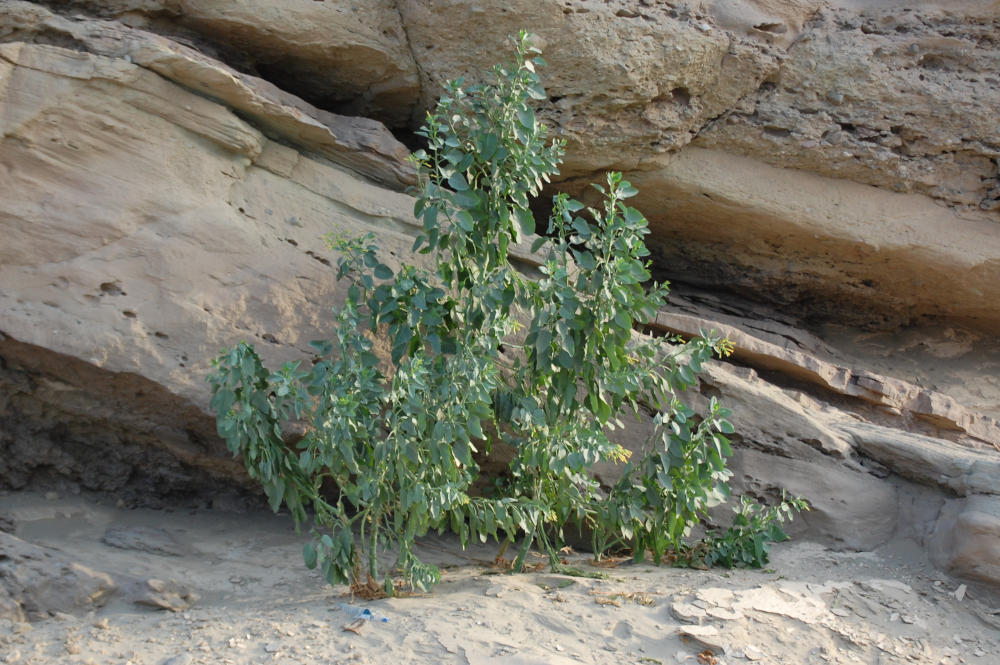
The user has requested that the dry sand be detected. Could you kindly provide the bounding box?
[2,491,998,665]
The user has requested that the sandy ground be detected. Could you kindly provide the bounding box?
[1,491,999,665]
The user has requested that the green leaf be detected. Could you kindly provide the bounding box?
[454,189,480,208]
[448,172,469,191]
[268,479,284,512]
[517,106,536,131]
[455,210,475,232]
[468,416,484,440]
[303,541,318,569]
[571,217,592,239]
[374,264,393,280]
[622,206,645,226]
[477,132,499,159]
[422,206,439,230]
[618,182,639,198]
[454,439,471,465]
[515,208,535,236]
[573,250,597,271]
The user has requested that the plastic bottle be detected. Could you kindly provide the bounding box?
[339,603,389,623]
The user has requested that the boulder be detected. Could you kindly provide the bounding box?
[929,495,1000,586]
[0,532,116,621]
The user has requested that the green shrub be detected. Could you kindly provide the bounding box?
[703,493,810,568]
[209,33,740,595]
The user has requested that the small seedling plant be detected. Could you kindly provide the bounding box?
[210,33,743,595]
[703,493,810,568]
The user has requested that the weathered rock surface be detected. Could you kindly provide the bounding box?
[397,0,780,175]
[403,0,1000,328]
[928,494,1000,586]
[695,3,1000,211]
[0,1,998,586]
[1,2,416,188]
[100,525,192,557]
[12,0,999,329]
[841,423,1000,496]
[22,0,420,126]
[655,298,1000,450]
[119,576,199,612]
[0,14,420,498]
[613,147,1000,329]
[0,532,116,622]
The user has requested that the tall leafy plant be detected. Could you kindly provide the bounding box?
[209,33,736,594]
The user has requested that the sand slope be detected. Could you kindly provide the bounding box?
[1,491,998,665]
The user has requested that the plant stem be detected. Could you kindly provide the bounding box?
[513,525,535,572]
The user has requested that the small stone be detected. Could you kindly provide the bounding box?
[671,602,708,624]
[831,607,851,617]
[484,584,503,598]
[127,578,199,612]
[675,650,694,663]
[0,515,15,533]
[264,643,280,653]
[889,612,899,622]
[678,625,726,655]
[953,635,962,645]
[744,645,764,661]
[953,585,966,602]
[45,492,59,501]
[695,588,735,606]
[555,645,564,652]
[706,606,742,621]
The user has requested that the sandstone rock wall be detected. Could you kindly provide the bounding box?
[1,1,998,585]
[0,6,422,498]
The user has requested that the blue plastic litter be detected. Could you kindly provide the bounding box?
[339,603,389,622]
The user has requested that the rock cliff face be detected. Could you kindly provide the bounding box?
[1,1,998,585]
